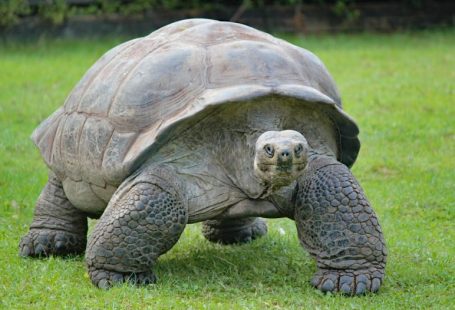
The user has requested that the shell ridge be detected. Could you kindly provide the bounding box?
[100,131,139,185]
[78,116,114,187]
[141,85,205,119]
[57,115,66,171]
[31,107,64,146]
[47,118,62,166]
[49,115,66,177]
[202,45,210,101]
[118,131,139,163]
[32,108,65,167]
[75,114,88,144]
[61,112,87,181]
[123,119,164,164]
[99,127,116,171]
[75,115,88,164]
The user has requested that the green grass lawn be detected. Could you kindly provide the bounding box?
[1,29,454,309]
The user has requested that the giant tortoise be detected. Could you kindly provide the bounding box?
[19,18,387,295]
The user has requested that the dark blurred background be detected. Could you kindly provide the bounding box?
[1,0,454,38]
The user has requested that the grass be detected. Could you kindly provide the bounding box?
[1,29,454,309]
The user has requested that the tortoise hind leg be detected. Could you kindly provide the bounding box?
[19,172,88,257]
[202,217,267,245]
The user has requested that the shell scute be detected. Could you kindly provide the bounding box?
[101,130,138,185]
[77,38,164,117]
[78,117,114,186]
[64,38,140,114]
[108,44,206,132]
[180,22,277,47]
[60,112,86,181]
[207,40,302,88]
[148,18,217,39]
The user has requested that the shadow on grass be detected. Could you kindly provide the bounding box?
[14,225,315,291]
[155,236,315,291]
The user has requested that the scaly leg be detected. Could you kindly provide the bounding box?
[202,217,267,245]
[86,169,187,289]
[295,156,387,295]
[19,172,88,257]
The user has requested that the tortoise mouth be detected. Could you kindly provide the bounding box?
[257,163,306,171]
[277,164,300,173]
[255,162,307,186]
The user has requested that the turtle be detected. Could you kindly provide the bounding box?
[19,18,387,295]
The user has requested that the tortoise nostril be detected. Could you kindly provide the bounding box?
[280,150,290,158]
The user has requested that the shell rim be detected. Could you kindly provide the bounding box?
[125,84,360,171]
[31,84,360,182]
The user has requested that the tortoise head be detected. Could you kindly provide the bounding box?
[254,130,309,188]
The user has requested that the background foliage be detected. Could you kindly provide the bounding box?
[0,0,427,27]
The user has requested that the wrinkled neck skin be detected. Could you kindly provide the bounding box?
[208,100,338,199]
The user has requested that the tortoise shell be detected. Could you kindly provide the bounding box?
[32,18,359,189]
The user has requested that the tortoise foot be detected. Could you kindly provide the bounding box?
[311,268,384,296]
[88,267,156,289]
[19,229,86,257]
[202,217,267,245]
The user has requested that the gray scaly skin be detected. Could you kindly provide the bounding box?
[295,156,386,294]
[85,168,187,288]
[19,172,87,257]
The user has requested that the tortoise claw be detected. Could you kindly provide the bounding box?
[311,268,384,296]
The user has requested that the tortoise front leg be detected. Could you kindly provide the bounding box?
[86,169,188,289]
[294,157,387,295]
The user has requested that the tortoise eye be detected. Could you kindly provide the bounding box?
[294,144,303,156]
[264,145,274,157]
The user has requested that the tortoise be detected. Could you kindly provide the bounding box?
[19,18,387,295]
